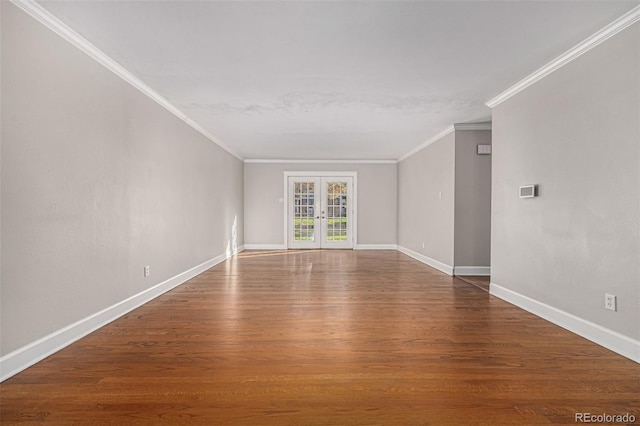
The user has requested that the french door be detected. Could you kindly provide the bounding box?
[287,176,354,249]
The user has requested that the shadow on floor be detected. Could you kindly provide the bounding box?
[455,275,490,292]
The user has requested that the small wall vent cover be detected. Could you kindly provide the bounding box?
[519,185,537,198]
[477,145,492,155]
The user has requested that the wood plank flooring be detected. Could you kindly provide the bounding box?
[1,250,638,425]
[456,276,490,293]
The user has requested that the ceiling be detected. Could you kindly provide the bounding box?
[38,0,638,161]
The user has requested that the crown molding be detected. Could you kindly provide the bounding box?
[486,5,640,108]
[244,159,397,164]
[397,125,454,162]
[398,122,492,162]
[10,0,243,161]
[453,122,492,131]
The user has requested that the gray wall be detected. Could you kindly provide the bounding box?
[1,3,244,355]
[454,130,492,268]
[244,162,397,246]
[397,132,455,266]
[491,22,639,340]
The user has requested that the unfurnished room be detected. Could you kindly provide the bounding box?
[1,0,639,424]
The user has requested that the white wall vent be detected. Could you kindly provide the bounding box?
[519,185,537,199]
[477,145,492,155]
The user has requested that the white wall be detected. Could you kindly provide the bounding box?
[397,129,492,274]
[491,22,639,351]
[454,130,492,270]
[244,162,397,248]
[397,132,456,270]
[1,2,244,359]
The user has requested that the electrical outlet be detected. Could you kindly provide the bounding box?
[605,294,616,311]
[422,241,425,249]
[438,191,442,199]
[144,265,150,277]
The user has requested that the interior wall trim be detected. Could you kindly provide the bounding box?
[397,125,454,162]
[490,282,640,364]
[0,248,243,383]
[354,244,398,250]
[453,123,492,131]
[9,0,243,161]
[454,266,491,276]
[486,6,640,108]
[244,244,287,250]
[397,245,454,276]
[245,159,397,164]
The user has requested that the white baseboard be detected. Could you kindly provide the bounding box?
[354,244,398,250]
[245,244,398,251]
[396,246,453,276]
[244,244,286,250]
[230,245,245,256]
[490,283,640,364]
[0,249,243,382]
[454,266,491,276]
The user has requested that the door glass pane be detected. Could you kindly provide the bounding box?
[325,182,347,242]
[294,182,315,241]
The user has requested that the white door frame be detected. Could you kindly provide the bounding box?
[283,171,358,249]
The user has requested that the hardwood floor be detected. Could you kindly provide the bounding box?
[456,275,490,292]
[1,250,638,425]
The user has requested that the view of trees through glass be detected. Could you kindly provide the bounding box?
[293,181,348,242]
